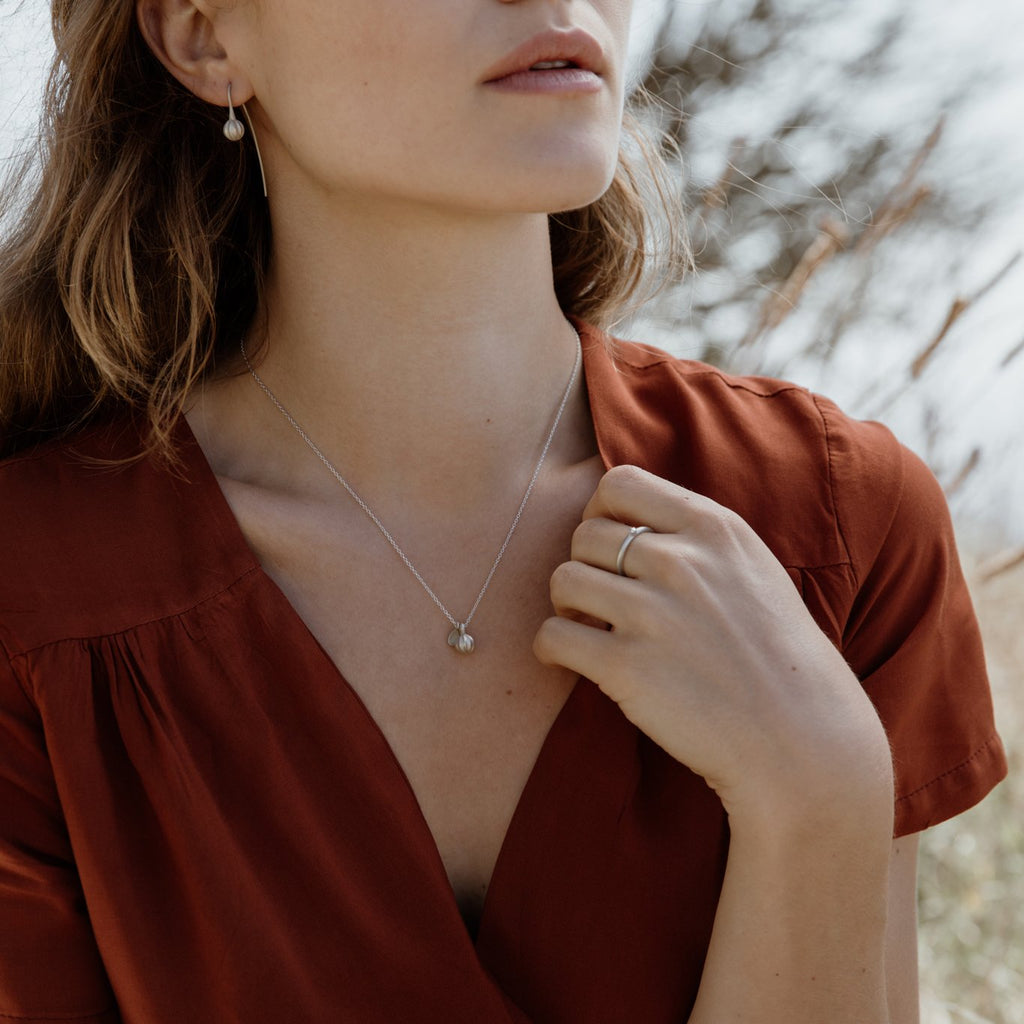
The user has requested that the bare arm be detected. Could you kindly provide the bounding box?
[886,834,921,1024]
[688,830,919,1024]
[687,806,892,1022]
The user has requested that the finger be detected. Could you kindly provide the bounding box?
[533,613,619,681]
[581,464,714,534]
[549,558,641,625]
[570,516,662,579]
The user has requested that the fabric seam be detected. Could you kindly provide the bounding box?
[809,394,855,584]
[895,733,1004,805]
[659,357,810,400]
[7,564,262,663]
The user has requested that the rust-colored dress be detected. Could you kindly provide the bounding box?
[0,327,1006,1023]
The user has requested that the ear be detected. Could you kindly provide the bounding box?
[135,0,253,106]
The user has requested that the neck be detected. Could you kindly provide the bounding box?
[212,192,592,510]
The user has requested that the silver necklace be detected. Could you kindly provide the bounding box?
[240,328,582,655]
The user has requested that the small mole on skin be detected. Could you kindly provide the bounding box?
[791,665,798,672]
[506,689,513,696]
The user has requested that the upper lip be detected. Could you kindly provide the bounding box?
[481,28,606,83]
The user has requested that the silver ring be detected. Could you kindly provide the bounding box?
[615,525,654,577]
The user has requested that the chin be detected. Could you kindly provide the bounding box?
[546,171,618,214]
[495,154,620,215]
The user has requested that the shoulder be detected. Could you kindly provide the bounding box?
[583,328,918,577]
[586,331,1006,830]
[0,414,255,656]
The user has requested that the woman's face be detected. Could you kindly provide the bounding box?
[216,0,634,214]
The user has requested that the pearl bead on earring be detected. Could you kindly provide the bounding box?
[223,83,245,142]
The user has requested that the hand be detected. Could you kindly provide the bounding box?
[533,466,893,826]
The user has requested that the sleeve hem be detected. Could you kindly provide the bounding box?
[893,732,1008,837]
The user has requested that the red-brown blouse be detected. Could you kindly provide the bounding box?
[0,326,1006,1023]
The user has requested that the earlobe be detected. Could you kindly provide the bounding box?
[134,0,253,106]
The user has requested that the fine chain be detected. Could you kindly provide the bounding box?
[240,328,583,654]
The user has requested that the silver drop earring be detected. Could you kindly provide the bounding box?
[223,83,246,142]
[221,84,269,198]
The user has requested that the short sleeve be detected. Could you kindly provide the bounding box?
[818,399,1008,836]
[0,645,120,1022]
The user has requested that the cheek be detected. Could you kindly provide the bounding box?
[604,0,635,51]
[250,15,460,173]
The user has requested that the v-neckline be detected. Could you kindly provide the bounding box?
[173,408,598,948]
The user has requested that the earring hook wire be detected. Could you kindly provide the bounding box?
[241,104,269,198]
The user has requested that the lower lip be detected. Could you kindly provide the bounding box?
[485,68,603,95]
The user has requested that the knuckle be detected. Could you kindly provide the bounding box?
[712,500,744,529]
[713,509,751,552]
[549,559,585,601]
[548,559,573,588]
[570,517,603,554]
[601,463,647,497]
[572,517,602,544]
[533,616,571,664]
[532,619,556,661]
[689,501,741,545]
[711,503,743,531]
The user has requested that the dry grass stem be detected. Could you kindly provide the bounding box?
[700,138,747,211]
[912,297,970,379]
[1000,335,1024,368]
[858,184,932,256]
[896,119,945,197]
[944,448,983,498]
[741,217,849,346]
[911,252,1023,379]
[854,118,944,259]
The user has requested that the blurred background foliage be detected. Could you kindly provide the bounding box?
[624,2,1023,1020]
[624,0,1024,549]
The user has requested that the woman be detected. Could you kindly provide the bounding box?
[0,1,1006,1021]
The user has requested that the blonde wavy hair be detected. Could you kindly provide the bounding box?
[0,0,688,461]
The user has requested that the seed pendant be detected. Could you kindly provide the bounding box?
[447,625,476,655]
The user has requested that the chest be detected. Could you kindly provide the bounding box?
[218,462,603,934]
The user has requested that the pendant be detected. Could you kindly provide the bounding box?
[447,624,476,655]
